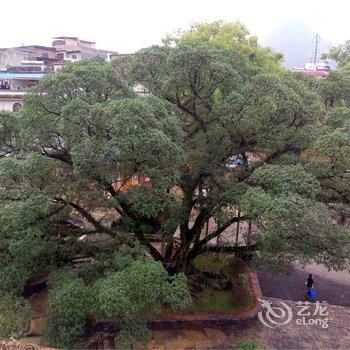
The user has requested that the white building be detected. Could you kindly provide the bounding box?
[0,37,119,111]
[52,37,116,63]
[0,71,45,111]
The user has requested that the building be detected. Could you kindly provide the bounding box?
[52,37,116,63]
[0,48,32,70]
[0,46,56,71]
[0,37,118,111]
[0,69,45,111]
[293,60,331,77]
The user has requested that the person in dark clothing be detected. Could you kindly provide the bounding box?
[305,274,317,301]
[306,274,314,289]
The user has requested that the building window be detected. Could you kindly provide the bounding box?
[12,102,22,112]
[71,54,77,59]
[57,53,64,60]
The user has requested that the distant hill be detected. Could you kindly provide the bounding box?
[263,21,332,69]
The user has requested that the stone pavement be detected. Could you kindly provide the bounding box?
[142,298,350,349]
[14,297,350,349]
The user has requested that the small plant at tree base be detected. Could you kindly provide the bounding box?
[237,339,265,350]
[238,273,248,287]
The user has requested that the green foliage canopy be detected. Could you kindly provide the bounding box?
[0,21,349,347]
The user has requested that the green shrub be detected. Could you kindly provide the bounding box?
[0,294,32,338]
[238,273,248,287]
[95,259,191,348]
[44,275,93,348]
[44,259,191,349]
[237,339,264,350]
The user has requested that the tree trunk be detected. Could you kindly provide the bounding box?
[167,239,192,273]
[161,233,166,256]
[247,220,252,246]
[216,232,220,259]
[235,210,241,245]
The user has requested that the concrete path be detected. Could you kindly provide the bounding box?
[258,265,350,307]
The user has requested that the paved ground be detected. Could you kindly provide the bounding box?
[258,265,350,307]
[142,298,350,349]
[20,297,350,349]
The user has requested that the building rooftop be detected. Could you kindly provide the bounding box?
[53,36,96,44]
[0,71,46,80]
[15,45,55,51]
[302,70,330,77]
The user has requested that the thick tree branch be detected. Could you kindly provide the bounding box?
[192,214,248,254]
[133,229,166,263]
[40,147,73,166]
[54,197,114,235]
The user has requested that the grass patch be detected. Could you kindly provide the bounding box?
[189,253,253,313]
[194,253,231,275]
[237,339,265,350]
[189,287,236,312]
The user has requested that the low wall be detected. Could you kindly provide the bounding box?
[89,265,263,342]
[150,265,262,330]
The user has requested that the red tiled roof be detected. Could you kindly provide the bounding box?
[302,70,330,77]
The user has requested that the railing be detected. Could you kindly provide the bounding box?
[0,90,26,95]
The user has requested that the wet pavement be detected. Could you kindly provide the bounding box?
[258,267,350,307]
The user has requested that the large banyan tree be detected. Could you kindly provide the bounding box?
[0,21,349,347]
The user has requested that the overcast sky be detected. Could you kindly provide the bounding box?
[1,0,350,53]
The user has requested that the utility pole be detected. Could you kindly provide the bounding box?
[314,34,319,64]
